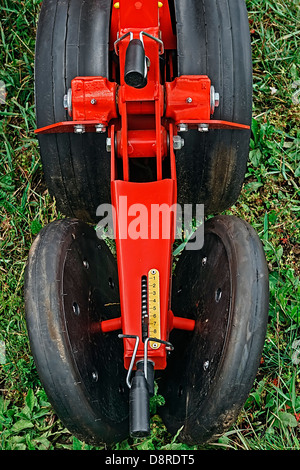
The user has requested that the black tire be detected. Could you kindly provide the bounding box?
[25,219,129,445]
[159,215,269,445]
[35,0,112,223]
[174,0,253,214]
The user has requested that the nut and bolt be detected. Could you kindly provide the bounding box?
[186,97,193,103]
[198,123,209,133]
[214,92,220,108]
[63,94,68,109]
[95,123,107,133]
[173,135,185,150]
[91,370,99,382]
[90,98,97,105]
[83,260,89,269]
[210,85,220,114]
[63,88,72,116]
[177,123,189,132]
[74,124,85,134]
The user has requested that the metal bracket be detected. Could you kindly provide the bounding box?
[118,334,140,389]
[143,337,174,380]
[114,31,133,55]
[114,31,164,56]
[119,334,174,387]
[139,31,164,55]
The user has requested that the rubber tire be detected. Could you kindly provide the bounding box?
[174,0,253,214]
[35,0,112,223]
[25,219,129,445]
[159,215,269,445]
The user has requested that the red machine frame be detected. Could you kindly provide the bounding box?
[35,0,249,375]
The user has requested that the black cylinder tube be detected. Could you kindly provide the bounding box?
[124,39,147,89]
[129,370,150,437]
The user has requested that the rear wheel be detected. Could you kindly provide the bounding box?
[159,215,269,444]
[174,0,253,214]
[35,0,112,222]
[25,219,129,445]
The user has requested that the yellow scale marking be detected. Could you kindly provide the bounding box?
[148,269,161,349]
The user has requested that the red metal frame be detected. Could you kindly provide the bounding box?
[35,0,250,372]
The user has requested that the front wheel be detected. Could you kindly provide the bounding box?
[35,0,112,222]
[174,0,253,214]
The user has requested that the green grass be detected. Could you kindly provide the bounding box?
[0,0,299,450]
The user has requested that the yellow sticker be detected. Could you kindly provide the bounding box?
[148,269,161,349]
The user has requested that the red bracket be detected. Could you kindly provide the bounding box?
[165,75,212,123]
[71,77,118,123]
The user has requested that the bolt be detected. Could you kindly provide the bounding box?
[74,124,85,134]
[177,123,188,132]
[202,257,207,266]
[215,287,222,303]
[210,85,220,114]
[72,302,80,315]
[92,370,98,382]
[173,135,185,150]
[91,98,97,105]
[198,123,209,133]
[106,137,112,152]
[63,88,72,116]
[83,260,89,269]
[186,97,193,103]
[203,360,210,371]
[95,123,107,133]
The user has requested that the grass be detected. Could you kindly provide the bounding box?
[0,0,299,450]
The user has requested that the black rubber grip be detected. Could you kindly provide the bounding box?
[124,39,147,88]
[136,360,155,397]
[129,370,150,437]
